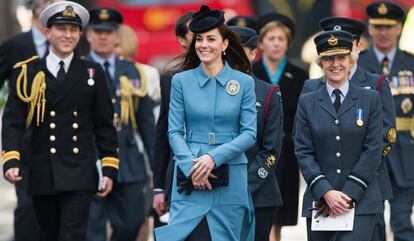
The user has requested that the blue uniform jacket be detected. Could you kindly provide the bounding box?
[301,66,396,200]
[245,77,283,208]
[359,47,414,188]
[295,83,383,217]
[155,62,256,241]
[85,54,155,183]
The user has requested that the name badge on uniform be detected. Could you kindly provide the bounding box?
[356,108,364,127]
[226,80,240,96]
[87,68,95,86]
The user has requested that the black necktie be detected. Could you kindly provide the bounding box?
[57,61,65,83]
[381,56,389,75]
[333,89,341,113]
[104,61,111,81]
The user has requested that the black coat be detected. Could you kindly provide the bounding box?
[2,56,119,195]
[252,59,307,225]
[152,73,174,201]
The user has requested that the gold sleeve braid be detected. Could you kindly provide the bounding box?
[119,62,148,129]
[13,56,46,127]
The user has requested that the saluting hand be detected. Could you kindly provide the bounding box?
[97,176,113,197]
[5,167,22,184]
[190,154,217,190]
[323,190,352,217]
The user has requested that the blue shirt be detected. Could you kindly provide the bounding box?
[89,51,116,80]
[31,27,48,58]
[326,80,349,104]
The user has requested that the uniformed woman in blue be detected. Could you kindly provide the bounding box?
[154,5,257,241]
[294,30,383,241]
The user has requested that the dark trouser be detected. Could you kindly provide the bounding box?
[32,191,93,241]
[185,217,212,241]
[306,214,376,241]
[389,183,414,241]
[86,181,146,241]
[14,162,42,241]
[255,207,274,241]
[370,212,386,241]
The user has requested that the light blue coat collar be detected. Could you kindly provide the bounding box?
[196,62,232,87]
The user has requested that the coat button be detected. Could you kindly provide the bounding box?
[335,120,339,125]
[50,111,56,117]
[111,98,116,104]
[50,148,56,154]
[50,135,56,141]
[336,169,341,174]
[72,123,79,129]
[73,111,78,117]
[336,152,341,158]
[72,136,78,142]
[336,136,341,141]
[50,123,56,129]
[73,148,79,154]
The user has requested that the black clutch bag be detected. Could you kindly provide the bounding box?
[177,164,229,195]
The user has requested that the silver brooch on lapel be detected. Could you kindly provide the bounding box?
[226,80,240,95]
[87,68,95,86]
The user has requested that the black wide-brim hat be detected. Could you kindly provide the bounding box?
[88,7,124,31]
[257,13,295,38]
[40,1,89,29]
[367,1,405,26]
[314,30,353,57]
[188,5,225,34]
[319,17,367,38]
[227,16,257,32]
[229,26,257,48]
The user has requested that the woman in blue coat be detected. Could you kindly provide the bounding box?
[294,30,383,241]
[154,5,257,241]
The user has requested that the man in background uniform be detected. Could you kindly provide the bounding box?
[358,2,414,241]
[229,25,284,241]
[2,2,119,241]
[84,7,155,241]
[0,1,59,240]
[303,16,397,241]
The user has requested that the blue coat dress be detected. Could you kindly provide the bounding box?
[154,62,257,241]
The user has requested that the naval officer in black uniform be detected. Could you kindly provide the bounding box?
[302,16,397,241]
[229,25,284,241]
[84,7,155,241]
[2,2,119,241]
[358,2,414,241]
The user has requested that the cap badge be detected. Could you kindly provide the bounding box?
[99,9,109,21]
[378,3,388,15]
[226,80,240,96]
[237,18,247,27]
[333,25,341,31]
[328,35,338,46]
[63,6,77,18]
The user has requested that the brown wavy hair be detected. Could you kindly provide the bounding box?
[165,24,251,75]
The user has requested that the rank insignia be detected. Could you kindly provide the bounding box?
[226,80,240,96]
[387,128,397,144]
[401,97,413,114]
[257,167,269,179]
[265,154,277,168]
[356,108,364,127]
[87,68,95,86]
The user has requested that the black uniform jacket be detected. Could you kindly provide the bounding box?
[245,76,283,208]
[2,56,119,195]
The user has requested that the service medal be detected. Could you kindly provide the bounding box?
[87,68,95,86]
[226,80,240,95]
[356,108,364,127]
